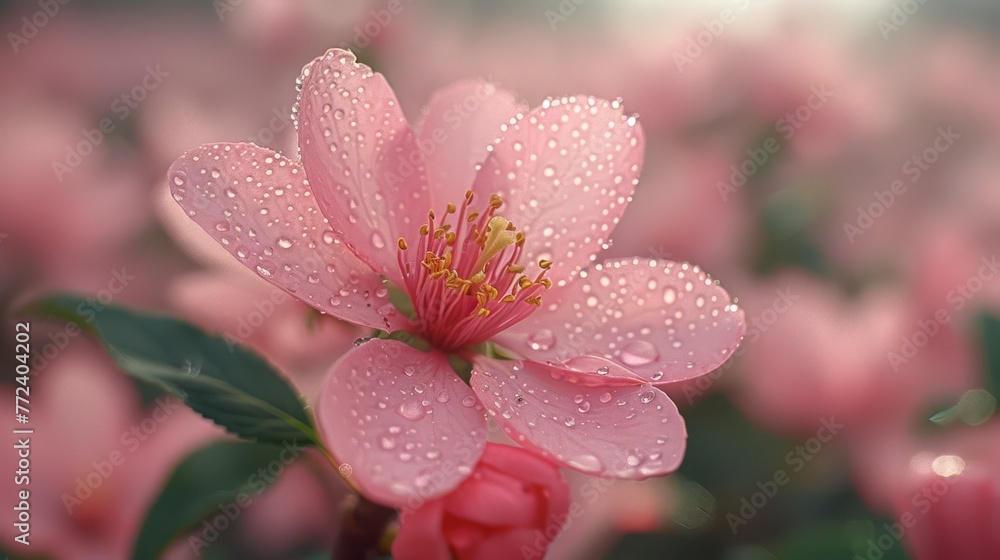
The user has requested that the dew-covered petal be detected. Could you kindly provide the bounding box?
[168,143,404,331]
[495,258,746,384]
[316,339,487,507]
[296,48,429,284]
[472,96,644,285]
[417,80,525,207]
[470,359,686,479]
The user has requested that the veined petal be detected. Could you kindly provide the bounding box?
[470,359,686,479]
[168,143,404,331]
[296,48,430,285]
[316,339,487,507]
[472,96,644,286]
[417,80,525,207]
[495,258,745,384]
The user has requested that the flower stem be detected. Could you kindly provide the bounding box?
[334,494,397,560]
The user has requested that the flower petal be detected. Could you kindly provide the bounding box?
[495,258,746,384]
[471,359,686,479]
[316,339,487,507]
[443,467,538,528]
[470,528,539,560]
[472,96,644,285]
[417,80,525,206]
[391,500,451,560]
[296,48,430,284]
[168,143,404,331]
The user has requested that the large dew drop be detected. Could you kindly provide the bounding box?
[620,340,658,367]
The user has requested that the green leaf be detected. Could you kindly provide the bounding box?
[24,294,320,447]
[977,312,1000,395]
[133,440,297,560]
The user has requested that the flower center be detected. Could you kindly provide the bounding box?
[396,191,551,351]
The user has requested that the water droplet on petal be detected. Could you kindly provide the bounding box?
[567,455,602,472]
[599,392,612,403]
[639,391,656,404]
[256,262,276,278]
[371,232,386,249]
[277,236,293,249]
[461,396,477,408]
[397,400,426,421]
[527,329,555,351]
[620,341,658,367]
[596,366,610,376]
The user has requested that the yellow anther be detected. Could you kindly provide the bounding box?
[501,295,517,303]
[467,212,479,223]
[446,203,456,214]
[507,264,524,274]
[465,190,475,202]
[397,238,408,250]
[524,296,542,306]
[518,276,533,289]
[469,272,486,284]
[477,308,491,318]
[420,224,430,235]
[428,210,436,220]
[489,194,503,209]
[539,259,553,269]
[515,232,526,246]
[539,278,552,289]
[446,232,457,244]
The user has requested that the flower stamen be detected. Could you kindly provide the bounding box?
[395,191,551,350]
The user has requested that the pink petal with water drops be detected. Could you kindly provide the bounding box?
[495,258,746,384]
[470,359,686,479]
[168,143,404,332]
[472,96,644,285]
[416,80,525,207]
[316,339,488,507]
[296,49,430,284]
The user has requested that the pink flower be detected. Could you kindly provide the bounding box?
[168,48,745,506]
[392,443,570,560]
